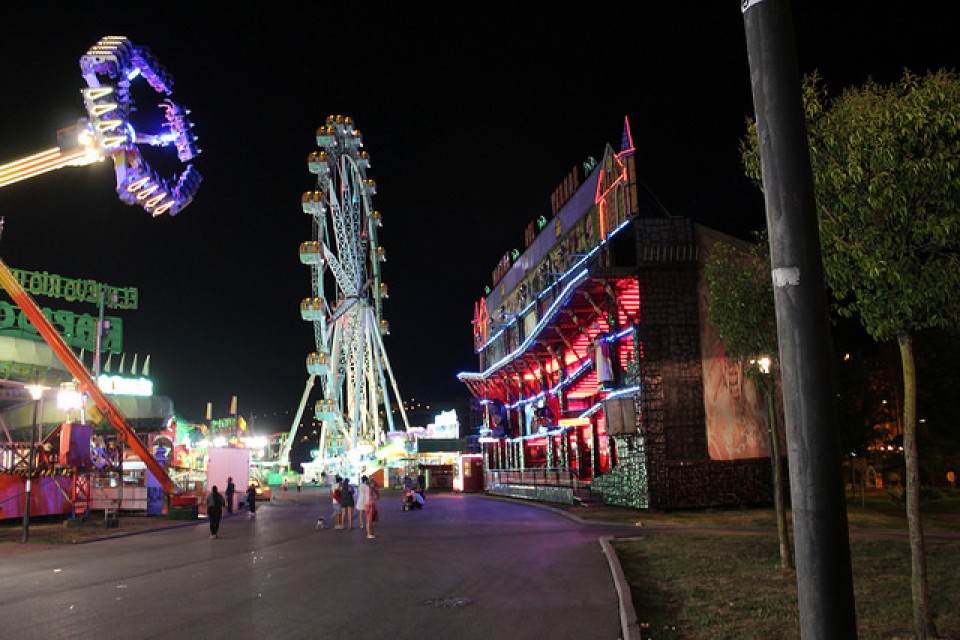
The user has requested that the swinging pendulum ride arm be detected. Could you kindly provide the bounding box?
[0,258,178,494]
[0,134,101,188]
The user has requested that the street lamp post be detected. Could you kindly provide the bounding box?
[751,356,793,569]
[21,384,45,544]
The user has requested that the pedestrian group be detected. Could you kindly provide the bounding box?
[317,473,379,538]
[206,472,385,542]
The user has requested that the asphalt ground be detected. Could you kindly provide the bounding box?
[0,489,639,639]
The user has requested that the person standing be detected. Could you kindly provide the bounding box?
[339,477,356,529]
[206,485,225,538]
[224,477,236,515]
[246,482,257,518]
[365,478,380,539]
[317,474,340,530]
[326,475,342,529]
[297,475,303,493]
[356,475,369,530]
[416,473,427,499]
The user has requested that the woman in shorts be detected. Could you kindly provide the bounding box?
[365,478,380,539]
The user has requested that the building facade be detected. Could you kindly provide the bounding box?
[458,120,774,509]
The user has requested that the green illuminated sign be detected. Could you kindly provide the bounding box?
[0,300,123,352]
[7,268,138,310]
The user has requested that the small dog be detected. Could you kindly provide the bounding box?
[315,517,327,530]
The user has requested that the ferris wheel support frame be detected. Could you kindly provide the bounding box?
[373,314,410,434]
[278,373,316,470]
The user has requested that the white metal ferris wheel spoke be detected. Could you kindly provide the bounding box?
[325,190,358,294]
[327,295,359,327]
[331,159,364,291]
[345,315,363,442]
[363,317,382,442]
[322,244,355,300]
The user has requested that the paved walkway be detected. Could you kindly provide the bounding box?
[0,489,638,639]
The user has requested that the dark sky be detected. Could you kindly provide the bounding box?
[0,3,955,434]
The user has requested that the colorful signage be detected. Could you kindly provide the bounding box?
[7,267,138,309]
[96,375,153,396]
[0,300,123,352]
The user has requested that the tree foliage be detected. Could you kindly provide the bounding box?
[743,69,960,342]
[741,67,960,640]
[704,233,779,376]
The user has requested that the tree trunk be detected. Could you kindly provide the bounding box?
[898,333,937,639]
[766,377,794,569]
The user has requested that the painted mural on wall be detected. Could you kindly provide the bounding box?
[695,233,769,461]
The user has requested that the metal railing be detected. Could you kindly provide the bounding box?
[484,467,581,505]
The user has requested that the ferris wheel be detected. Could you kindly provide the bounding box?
[291,115,409,469]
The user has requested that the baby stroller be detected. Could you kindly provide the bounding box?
[401,487,425,511]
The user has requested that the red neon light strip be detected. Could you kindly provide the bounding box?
[0,258,177,494]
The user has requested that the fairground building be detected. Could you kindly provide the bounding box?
[459,119,776,510]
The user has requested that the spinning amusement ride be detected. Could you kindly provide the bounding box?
[281,116,409,472]
[1,35,201,214]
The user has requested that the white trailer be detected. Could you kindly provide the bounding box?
[206,448,250,513]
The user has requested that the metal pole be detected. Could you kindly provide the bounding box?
[94,287,105,378]
[118,432,124,512]
[741,1,857,637]
[20,397,39,543]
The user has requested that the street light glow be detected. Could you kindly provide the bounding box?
[25,384,45,400]
[750,356,772,374]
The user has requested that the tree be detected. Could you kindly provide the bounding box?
[705,233,793,569]
[742,68,960,639]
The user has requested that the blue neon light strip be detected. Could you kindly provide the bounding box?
[476,217,633,356]
[578,385,641,418]
[505,426,570,443]
[461,267,589,380]
[459,217,635,387]
[606,325,635,342]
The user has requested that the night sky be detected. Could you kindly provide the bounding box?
[0,3,955,435]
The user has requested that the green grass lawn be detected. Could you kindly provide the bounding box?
[613,534,960,639]
[609,490,960,639]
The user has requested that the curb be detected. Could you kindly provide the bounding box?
[74,517,205,544]
[475,492,605,525]
[599,535,643,640]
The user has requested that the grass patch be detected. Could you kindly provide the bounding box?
[566,489,960,534]
[567,503,782,528]
[613,534,960,639]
